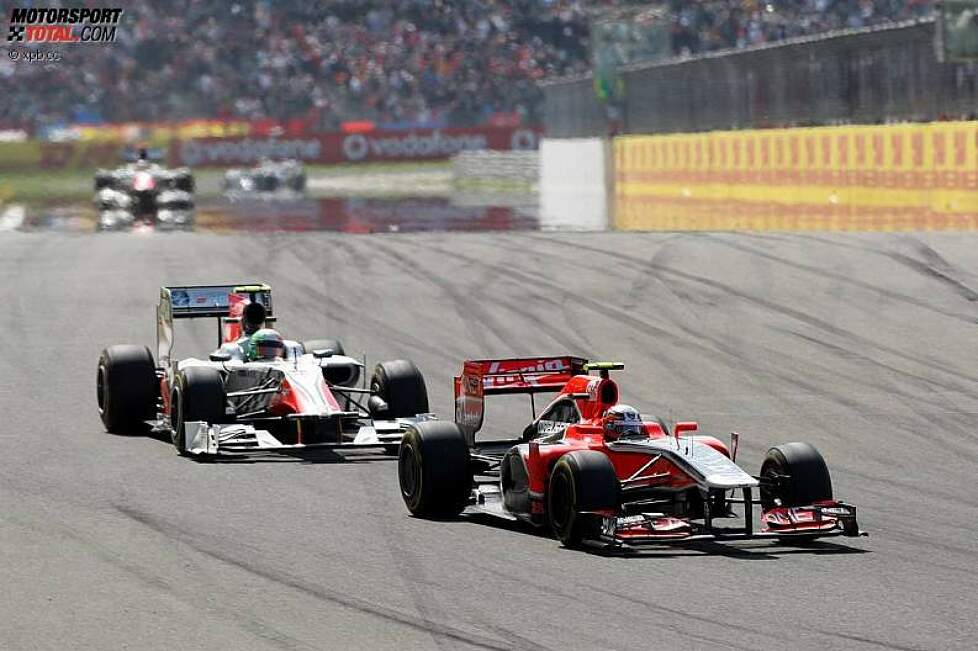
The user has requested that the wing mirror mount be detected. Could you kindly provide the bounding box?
[367,395,389,418]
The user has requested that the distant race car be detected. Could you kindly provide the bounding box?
[223,159,306,198]
[397,356,864,548]
[93,148,195,230]
[96,283,431,457]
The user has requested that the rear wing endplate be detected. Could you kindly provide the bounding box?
[157,283,272,367]
[454,356,586,444]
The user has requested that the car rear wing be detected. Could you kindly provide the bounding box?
[157,283,273,368]
[454,356,587,445]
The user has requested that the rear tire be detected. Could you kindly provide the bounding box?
[760,442,833,509]
[548,451,620,547]
[97,345,157,433]
[170,367,226,455]
[371,359,428,418]
[398,421,471,517]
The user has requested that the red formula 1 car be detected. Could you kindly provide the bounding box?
[397,356,864,548]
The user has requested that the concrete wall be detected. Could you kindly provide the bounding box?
[539,137,610,231]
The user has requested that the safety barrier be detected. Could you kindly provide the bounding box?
[614,121,978,231]
[451,150,539,186]
[539,138,611,231]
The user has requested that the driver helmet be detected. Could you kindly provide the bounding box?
[602,404,644,440]
[241,301,267,337]
[247,328,285,361]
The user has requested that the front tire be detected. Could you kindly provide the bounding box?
[97,345,157,433]
[174,170,195,193]
[170,367,226,455]
[548,451,620,547]
[398,421,471,518]
[371,359,428,418]
[760,442,833,509]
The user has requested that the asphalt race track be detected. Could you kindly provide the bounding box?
[2,229,977,650]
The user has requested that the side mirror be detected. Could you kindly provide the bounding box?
[674,421,698,436]
[522,422,538,441]
[367,395,389,418]
[313,348,335,359]
[209,350,232,362]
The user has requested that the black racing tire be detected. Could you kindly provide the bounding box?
[94,171,114,191]
[398,421,471,518]
[371,359,429,418]
[760,442,833,510]
[290,173,306,192]
[170,366,226,455]
[302,339,345,357]
[174,171,195,193]
[548,451,620,547]
[97,345,157,433]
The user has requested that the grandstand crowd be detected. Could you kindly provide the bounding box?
[0,0,934,135]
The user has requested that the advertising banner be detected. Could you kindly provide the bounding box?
[614,121,978,231]
[170,127,541,168]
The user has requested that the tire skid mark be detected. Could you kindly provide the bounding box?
[365,496,556,651]
[369,238,504,354]
[409,237,978,456]
[533,234,978,388]
[770,326,966,402]
[794,231,978,303]
[903,237,978,301]
[387,237,735,361]
[275,239,470,361]
[115,505,517,651]
[703,234,977,323]
[389,237,907,419]
[768,326,978,459]
[819,630,927,651]
[835,465,977,507]
[4,505,315,651]
[463,559,773,651]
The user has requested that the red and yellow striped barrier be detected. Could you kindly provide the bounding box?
[614,122,978,231]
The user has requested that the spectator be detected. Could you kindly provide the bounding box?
[0,0,934,135]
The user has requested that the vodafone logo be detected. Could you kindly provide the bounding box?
[180,138,321,166]
[342,134,369,161]
[340,130,488,162]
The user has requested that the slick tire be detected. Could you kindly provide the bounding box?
[548,451,620,548]
[174,170,195,193]
[760,442,833,509]
[170,366,226,456]
[97,345,157,433]
[93,171,114,191]
[370,359,429,418]
[398,421,471,518]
